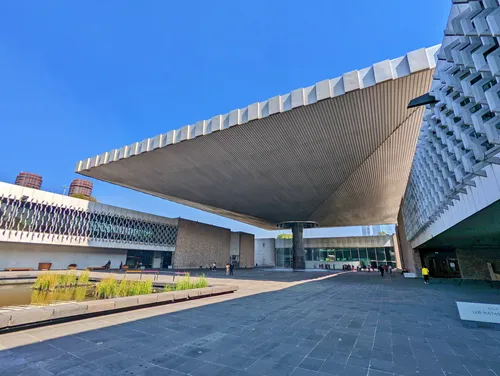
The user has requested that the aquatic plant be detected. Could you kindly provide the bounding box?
[96,278,153,298]
[167,274,209,291]
[77,270,90,286]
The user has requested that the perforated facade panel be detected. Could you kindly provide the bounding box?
[403,0,500,241]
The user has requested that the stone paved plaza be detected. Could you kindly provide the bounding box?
[1,272,500,376]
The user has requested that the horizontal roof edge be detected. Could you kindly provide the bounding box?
[76,44,441,174]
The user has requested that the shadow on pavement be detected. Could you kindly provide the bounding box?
[1,273,500,376]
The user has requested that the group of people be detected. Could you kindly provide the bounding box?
[225,263,234,275]
[378,264,393,277]
[342,264,355,271]
[209,262,235,276]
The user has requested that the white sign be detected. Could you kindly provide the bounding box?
[456,301,500,324]
[403,273,416,278]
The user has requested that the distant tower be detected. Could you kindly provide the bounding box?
[15,172,43,189]
[68,179,93,197]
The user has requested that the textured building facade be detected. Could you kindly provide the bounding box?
[0,182,253,270]
[173,219,231,269]
[401,0,500,279]
[403,1,500,242]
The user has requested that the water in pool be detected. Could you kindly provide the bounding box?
[0,284,98,308]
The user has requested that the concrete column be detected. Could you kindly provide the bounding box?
[396,208,418,272]
[291,223,305,271]
[392,233,403,269]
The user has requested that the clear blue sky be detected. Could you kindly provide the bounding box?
[0,1,449,238]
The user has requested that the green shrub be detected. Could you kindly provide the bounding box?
[78,270,89,286]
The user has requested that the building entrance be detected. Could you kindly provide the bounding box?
[126,250,173,269]
[162,252,172,269]
[420,249,461,278]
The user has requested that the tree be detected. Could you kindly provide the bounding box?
[378,231,389,236]
[70,193,97,202]
[277,233,293,239]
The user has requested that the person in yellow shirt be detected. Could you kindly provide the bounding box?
[422,266,430,284]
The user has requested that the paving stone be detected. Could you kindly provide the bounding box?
[3,273,500,376]
[35,353,86,375]
[144,352,190,370]
[299,356,325,371]
[1,365,53,376]
[135,366,186,376]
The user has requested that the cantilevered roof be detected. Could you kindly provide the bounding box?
[76,46,440,230]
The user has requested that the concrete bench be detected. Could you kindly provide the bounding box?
[4,268,34,272]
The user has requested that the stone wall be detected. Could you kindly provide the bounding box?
[173,219,231,269]
[456,249,500,280]
[238,232,255,268]
[0,242,127,270]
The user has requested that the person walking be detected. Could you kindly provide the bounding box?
[229,263,234,275]
[422,266,430,284]
[225,263,230,276]
[378,265,385,277]
[388,265,392,274]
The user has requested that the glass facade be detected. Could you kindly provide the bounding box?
[276,246,396,268]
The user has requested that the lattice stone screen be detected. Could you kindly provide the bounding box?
[0,194,178,247]
[403,0,500,240]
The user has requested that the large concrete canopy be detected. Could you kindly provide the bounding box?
[76,46,439,230]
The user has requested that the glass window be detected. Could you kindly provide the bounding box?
[376,247,386,261]
[327,249,336,261]
[351,248,360,261]
[340,249,349,261]
[306,249,313,261]
[389,248,395,262]
[335,250,343,261]
[276,249,284,267]
[312,249,320,261]
[320,249,328,261]
[385,247,394,261]
[368,248,376,260]
[359,248,368,261]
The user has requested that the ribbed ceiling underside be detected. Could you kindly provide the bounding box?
[80,70,432,230]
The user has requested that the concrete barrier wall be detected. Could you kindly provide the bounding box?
[0,285,238,331]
